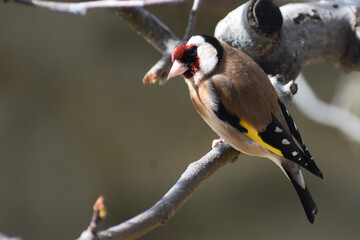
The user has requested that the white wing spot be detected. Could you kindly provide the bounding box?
[293,122,298,130]
[298,157,302,161]
[282,139,291,145]
[305,163,308,166]
[286,110,290,116]
[275,127,283,133]
[292,151,299,156]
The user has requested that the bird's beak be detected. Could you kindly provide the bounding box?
[167,60,189,81]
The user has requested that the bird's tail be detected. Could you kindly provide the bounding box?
[284,169,318,224]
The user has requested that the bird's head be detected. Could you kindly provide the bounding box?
[167,35,223,84]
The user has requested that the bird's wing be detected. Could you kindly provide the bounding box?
[210,83,322,179]
[249,108,323,179]
[277,100,323,179]
[208,47,323,178]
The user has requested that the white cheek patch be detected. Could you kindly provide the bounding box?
[198,45,218,73]
[187,35,219,84]
[193,43,218,84]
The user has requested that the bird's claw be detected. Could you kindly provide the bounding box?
[212,138,224,149]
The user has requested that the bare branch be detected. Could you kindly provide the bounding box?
[0,233,22,240]
[115,6,177,84]
[118,0,203,84]
[78,196,107,240]
[184,0,202,39]
[77,143,239,240]
[115,7,179,84]
[115,7,178,54]
[4,0,182,15]
[294,73,360,143]
[143,54,172,84]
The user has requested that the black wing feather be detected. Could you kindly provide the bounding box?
[277,100,323,179]
[259,113,323,178]
[209,83,323,179]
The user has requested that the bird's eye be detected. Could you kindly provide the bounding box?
[188,46,197,56]
[181,46,198,64]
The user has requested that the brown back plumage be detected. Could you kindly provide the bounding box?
[209,40,284,132]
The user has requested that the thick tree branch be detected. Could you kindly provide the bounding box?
[215,0,360,81]
[77,143,240,240]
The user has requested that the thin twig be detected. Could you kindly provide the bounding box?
[116,7,178,54]
[77,196,107,240]
[5,0,183,15]
[117,0,202,84]
[184,0,202,39]
[78,143,239,240]
[294,73,360,143]
[143,54,172,84]
[115,7,179,84]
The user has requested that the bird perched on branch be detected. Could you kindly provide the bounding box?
[167,34,323,223]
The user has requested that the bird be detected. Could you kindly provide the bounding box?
[167,34,323,223]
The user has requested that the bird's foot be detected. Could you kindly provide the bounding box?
[212,138,224,149]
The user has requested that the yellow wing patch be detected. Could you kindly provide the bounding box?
[240,120,283,157]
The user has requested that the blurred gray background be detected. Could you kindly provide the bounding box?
[0,1,359,239]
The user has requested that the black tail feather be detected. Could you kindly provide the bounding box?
[285,169,318,223]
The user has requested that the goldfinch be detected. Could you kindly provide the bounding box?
[167,34,323,223]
